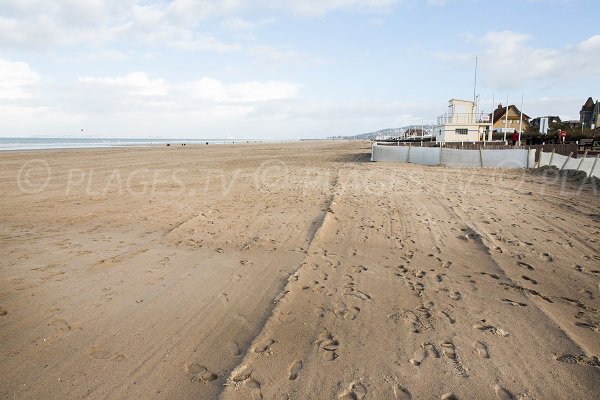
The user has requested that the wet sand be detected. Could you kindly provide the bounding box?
[0,141,598,399]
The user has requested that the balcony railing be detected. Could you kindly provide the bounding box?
[437,112,491,125]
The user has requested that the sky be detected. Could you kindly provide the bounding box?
[1,0,599,139]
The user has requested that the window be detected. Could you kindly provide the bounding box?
[455,128,468,135]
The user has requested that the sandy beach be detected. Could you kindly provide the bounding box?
[0,141,599,399]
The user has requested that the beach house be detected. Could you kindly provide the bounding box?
[491,104,530,134]
[433,99,491,142]
[580,97,600,129]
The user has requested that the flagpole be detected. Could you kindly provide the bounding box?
[488,94,494,142]
[473,56,478,103]
[504,94,509,142]
[519,94,524,145]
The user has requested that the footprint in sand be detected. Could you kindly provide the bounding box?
[301,280,326,293]
[474,341,489,358]
[439,310,455,324]
[49,318,72,333]
[423,342,440,358]
[231,364,253,382]
[480,272,500,280]
[244,378,263,399]
[501,298,527,307]
[343,276,373,301]
[540,252,554,262]
[494,384,516,400]
[288,360,303,380]
[521,275,538,285]
[399,310,422,333]
[219,293,229,305]
[253,338,275,354]
[449,291,462,301]
[517,261,535,271]
[440,340,456,360]
[409,348,427,366]
[393,384,412,400]
[556,354,600,367]
[338,381,367,400]
[473,321,509,337]
[414,270,426,278]
[574,320,599,332]
[227,341,242,357]
[441,394,458,400]
[334,302,361,320]
[315,331,339,361]
[352,265,368,273]
[185,363,218,383]
[90,349,125,361]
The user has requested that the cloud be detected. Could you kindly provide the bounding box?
[181,78,301,103]
[78,72,169,96]
[0,58,41,99]
[0,0,407,50]
[0,0,241,51]
[76,72,300,103]
[437,31,600,91]
[247,45,325,66]
[0,1,132,48]
[221,16,257,31]
[137,26,241,52]
[82,50,132,62]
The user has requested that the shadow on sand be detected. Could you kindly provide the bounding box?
[332,151,372,163]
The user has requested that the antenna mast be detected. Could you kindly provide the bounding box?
[473,56,478,103]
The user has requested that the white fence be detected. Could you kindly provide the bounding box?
[371,143,534,169]
[538,151,600,178]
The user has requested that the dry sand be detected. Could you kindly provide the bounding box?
[0,141,599,399]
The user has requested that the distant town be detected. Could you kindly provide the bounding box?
[332,97,600,147]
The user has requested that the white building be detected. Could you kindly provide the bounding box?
[434,99,491,142]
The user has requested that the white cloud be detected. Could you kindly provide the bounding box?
[0,0,241,51]
[181,78,301,102]
[221,16,256,31]
[82,50,132,62]
[76,72,299,103]
[279,0,401,16]
[0,58,41,99]
[0,0,408,50]
[438,31,600,91]
[78,72,169,96]
[136,25,241,52]
[247,45,322,66]
[0,1,132,48]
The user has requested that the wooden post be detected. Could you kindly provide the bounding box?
[479,148,484,168]
[408,143,412,163]
[577,150,588,171]
[549,148,555,167]
[560,152,573,170]
[439,145,443,166]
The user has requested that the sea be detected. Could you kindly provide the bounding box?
[0,137,275,151]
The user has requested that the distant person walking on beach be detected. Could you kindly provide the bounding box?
[512,130,518,146]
